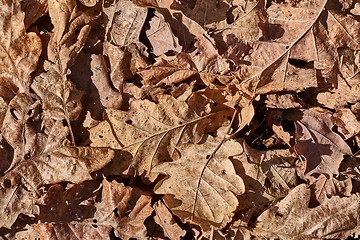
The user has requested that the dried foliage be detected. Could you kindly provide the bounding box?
[0,0,359,239]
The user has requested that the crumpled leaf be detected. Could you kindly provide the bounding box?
[89,93,232,180]
[284,109,352,178]
[0,0,42,93]
[93,179,153,240]
[153,136,245,230]
[20,0,48,29]
[254,184,360,240]
[152,201,186,240]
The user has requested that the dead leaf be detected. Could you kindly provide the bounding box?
[284,109,352,178]
[254,184,360,240]
[89,94,233,180]
[152,201,186,240]
[47,0,95,74]
[0,185,38,228]
[0,0,42,93]
[102,0,147,47]
[2,146,115,189]
[93,179,153,240]
[146,11,182,56]
[309,174,352,204]
[153,136,245,230]
[20,0,48,29]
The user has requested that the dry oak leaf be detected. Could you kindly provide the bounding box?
[254,184,360,240]
[152,201,186,240]
[139,34,231,88]
[146,11,182,56]
[309,174,352,204]
[47,0,95,74]
[284,109,352,178]
[20,0,48,29]
[102,0,147,47]
[152,136,245,230]
[93,179,153,240]
[0,0,42,93]
[2,146,115,190]
[32,222,111,240]
[89,94,232,180]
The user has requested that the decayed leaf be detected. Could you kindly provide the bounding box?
[2,146,115,190]
[146,11,182,56]
[0,185,38,228]
[153,136,245,230]
[0,0,42,93]
[89,94,232,180]
[254,184,360,240]
[93,179,153,240]
[333,108,360,139]
[153,201,186,240]
[284,109,352,178]
[1,94,43,170]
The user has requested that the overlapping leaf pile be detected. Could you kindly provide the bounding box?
[0,0,360,239]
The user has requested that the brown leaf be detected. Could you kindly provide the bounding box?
[146,11,182,56]
[284,109,352,178]
[152,201,186,240]
[37,181,101,223]
[32,222,111,240]
[153,136,245,230]
[309,174,352,204]
[333,108,360,139]
[0,0,42,93]
[102,0,147,47]
[0,185,38,228]
[20,0,48,29]
[93,179,153,240]
[89,94,232,180]
[254,184,360,240]
[47,0,95,74]
[2,146,114,189]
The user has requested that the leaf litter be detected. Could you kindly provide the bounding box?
[0,0,359,239]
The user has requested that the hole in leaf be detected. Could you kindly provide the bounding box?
[3,178,11,188]
[206,155,210,159]
[282,120,295,133]
[92,224,98,228]
[114,208,119,217]
[93,219,97,223]
[288,59,313,69]
[125,119,132,125]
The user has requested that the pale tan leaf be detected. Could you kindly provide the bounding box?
[47,0,95,74]
[146,11,182,56]
[153,201,186,240]
[2,146,115,190]
[153,136,245,230]
[0,0,42,93]
[254,184,360,240]
[89,94,232,180]
[102,0,147,47]
[284,109,352,177]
